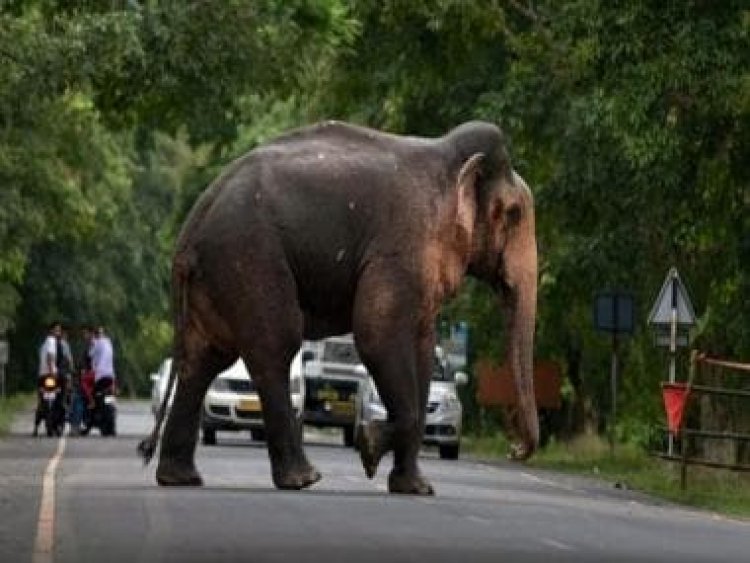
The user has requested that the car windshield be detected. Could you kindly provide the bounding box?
[322,341,360,365]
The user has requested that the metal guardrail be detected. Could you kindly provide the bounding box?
[656,351,750,490]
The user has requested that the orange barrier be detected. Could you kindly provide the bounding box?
[661,382,691,434]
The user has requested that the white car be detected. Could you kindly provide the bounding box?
[150,357,305,445]
[357,346,467,459]
[150,358,174,416]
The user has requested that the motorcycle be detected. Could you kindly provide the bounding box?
[81,378,117,437]
[34,375,66,437]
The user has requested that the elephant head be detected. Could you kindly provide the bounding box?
[444,122,539,459]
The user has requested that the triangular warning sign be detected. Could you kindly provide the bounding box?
[662,382,691,434]
[648,267,697,326]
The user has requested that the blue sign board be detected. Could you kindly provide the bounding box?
[595,291,635,334]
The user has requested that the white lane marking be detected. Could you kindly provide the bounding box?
[540,537,575,551]
[33,435,66,563]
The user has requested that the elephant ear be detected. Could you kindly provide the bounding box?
[455,152,484,238]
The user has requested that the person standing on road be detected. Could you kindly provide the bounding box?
[57,328,74,374]
[34,321,62,436]
[67,326,91,435]
[90,325,116,394]
[56,327,74,402]
[39,322,60,380]
[80,325,94,373]
[73,325,99,434]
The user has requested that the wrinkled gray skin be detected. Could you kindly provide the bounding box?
[139,120,538,495]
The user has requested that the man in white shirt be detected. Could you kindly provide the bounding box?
[34,322,62,436]
[91,325,116,390]
[38,322,60,379]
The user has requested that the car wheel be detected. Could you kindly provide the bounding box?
[202,427,217,446]
[343,425,355,448]
[439,443,460,460]
[250,428,265,442]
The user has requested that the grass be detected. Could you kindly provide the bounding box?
[0,393,34,436]
[464,432,750,518]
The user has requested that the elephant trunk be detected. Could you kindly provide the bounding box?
[501,220,539,460]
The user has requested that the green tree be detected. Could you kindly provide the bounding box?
[1,1,355,392]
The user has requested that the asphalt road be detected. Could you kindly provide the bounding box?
[1,401,749,563]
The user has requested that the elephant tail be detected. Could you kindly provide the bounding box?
[137,252,190,465]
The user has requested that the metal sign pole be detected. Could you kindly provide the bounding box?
[670,274,678,383]
[0,339,6,400]
[668,276,678,456]
[610,332,618,457]
[648,267,698,460]
[594,290,634,458]
[0,319,7,401]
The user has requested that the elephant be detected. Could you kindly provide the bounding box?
[138,120,539,495]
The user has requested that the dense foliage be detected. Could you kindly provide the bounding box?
[0,0,355,393]
[1,1,747,445]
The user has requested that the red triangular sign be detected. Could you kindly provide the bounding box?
[662,383,690,434]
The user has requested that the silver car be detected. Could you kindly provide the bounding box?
[357,346,467,459]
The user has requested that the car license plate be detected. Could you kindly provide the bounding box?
[42,392,56,401]
[331,400,354,416]
[237,398,261,412]
[104,395,116,405]
[317,388,339,401]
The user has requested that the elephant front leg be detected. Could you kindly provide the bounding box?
[386,403,433,495]
[355,336,434,495]
[353,271,436,495]
[357,419,395,479]
[385,331,435,494]
[387,430,434,496]
[387,334,435,496]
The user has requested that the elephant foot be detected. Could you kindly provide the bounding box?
[388,469,434,495]
[156,459,203,487]
[272,463,322,490]
[356,421,394,479]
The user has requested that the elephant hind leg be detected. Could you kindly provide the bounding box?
[239,311,320,489]
[244,342,321,491]
[157,339,233,487]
